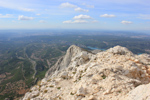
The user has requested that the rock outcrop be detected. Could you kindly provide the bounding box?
[22,45,150,100]
[123,83,150,100]
[45,45,93,79]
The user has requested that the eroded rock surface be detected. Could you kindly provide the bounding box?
[123,83,150,100]
[22,45,150,100]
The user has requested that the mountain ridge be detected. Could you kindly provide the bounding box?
[22,45,150,100]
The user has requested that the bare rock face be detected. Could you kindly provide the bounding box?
[22,45,150,100]
[107,45,133,56]
[76,86,86,97]
[91,49,102,54]
[45,45,93,79]
[124,83,150,100]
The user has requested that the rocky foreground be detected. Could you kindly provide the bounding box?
[22,45,150,100]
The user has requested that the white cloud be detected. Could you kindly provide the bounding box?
[82,3,94,8]
[39,20,46,23]
[138,14,150,20]
[121,20,132,24]
[0,14,13,18]
[100,14,116,18]
[74,7,89,12]
[63,20,88,24]
[63,20,73,24]
[21,8,35,12]
[91,20,99,23]
[60,2,77,8]
[36,14,41,16]
[18,15,34,20]
[73,14,92,19]
[73,20,88,23]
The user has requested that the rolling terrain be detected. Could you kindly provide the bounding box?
[0,30,150,99]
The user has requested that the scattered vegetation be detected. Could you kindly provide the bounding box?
[47,79,51,82]
[70,92,74,95]
[29,90,32,92]
[118,91,122,93]
[57,87,61,90]
[1,31,150,99]
[102,75,106,79]
[44,90,48,93]
[79,76,82,80]
[37,80,42,86]
[49,85,54,88]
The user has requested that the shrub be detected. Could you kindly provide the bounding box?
[102,75,106,79]
[44,90,48,93]
[70,92,74,95]
[57,87,61,89]
[37,80,41,86]
[49,85,54,88]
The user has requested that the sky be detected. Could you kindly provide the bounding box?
[0,0,150,31]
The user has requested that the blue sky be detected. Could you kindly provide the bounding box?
[0,0,150,31]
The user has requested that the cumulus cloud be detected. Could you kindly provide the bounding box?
[74,7,89,12]
[63,20,72,24]
[60,2,77,8]
[0,14,13,18]
[18,15,33,20]
[73,20,88,23]
[73,14,92,19]
[121,20,132,24]
[100,14,116,18]
[63,20,88,24]
[39,20,46,23]
[21,8,35,12]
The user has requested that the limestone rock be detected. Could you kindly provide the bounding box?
[107,45,133,55]
[45,45,93,79]
[91,49,102,54]
[124,83,150,100]
[22,45,150,100]
[76,87,86,97]
[60,72,68,79]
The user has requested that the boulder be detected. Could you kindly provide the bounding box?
[76,87,86,97]
[124,83,150,100]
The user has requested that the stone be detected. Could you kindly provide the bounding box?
[61,72,68,79]
[92,74,103,80]
[45,45,93,79]
[107,45,133,55]
[88,95,95,100]
[31,91,39,98]
[76,87,86,97]
[124,83,150,100]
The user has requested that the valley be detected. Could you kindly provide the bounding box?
[0,30,150,99]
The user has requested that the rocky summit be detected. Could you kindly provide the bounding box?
[22,45,150,100]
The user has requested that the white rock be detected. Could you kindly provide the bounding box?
[22,45,150,100]
[31,91,39,98]
[124,83,150,100]
[61,71,68,79]
[76,87,86,97]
